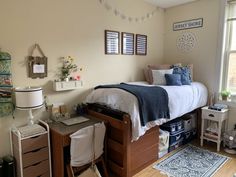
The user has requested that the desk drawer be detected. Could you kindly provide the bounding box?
[22,134,48,153]
[23,160,49,177]
[22,147,49,168]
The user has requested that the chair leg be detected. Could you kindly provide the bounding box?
[66,164,74,177]
[100,157,109,177]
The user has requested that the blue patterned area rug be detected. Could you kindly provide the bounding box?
[153,145,230,177]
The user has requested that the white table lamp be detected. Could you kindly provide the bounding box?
[15,87,43,125]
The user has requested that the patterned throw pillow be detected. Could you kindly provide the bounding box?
[173,66,192,85]
[152,69,173,85]
[165,74,182,86]
[147,64,171,84]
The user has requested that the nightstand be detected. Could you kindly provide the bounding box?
[10,120,52,177]
[200,106,229,151]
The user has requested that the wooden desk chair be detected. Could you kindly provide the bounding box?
[66,122,108,177]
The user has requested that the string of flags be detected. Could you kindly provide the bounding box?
[98,0,160,23]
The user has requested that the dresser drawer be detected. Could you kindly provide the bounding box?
[202,110,226,121]
[22,147,49,168]
[23,160,49,177]
[22,134,48,153]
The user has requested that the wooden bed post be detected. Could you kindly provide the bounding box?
[123,115,131,177]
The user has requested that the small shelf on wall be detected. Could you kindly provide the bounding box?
[53,80,83,91]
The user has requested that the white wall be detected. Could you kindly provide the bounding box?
[0,0,165,156]
[164,0,221,93]
[164,0,236,130]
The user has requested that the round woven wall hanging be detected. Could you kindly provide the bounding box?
[176,32,196,53]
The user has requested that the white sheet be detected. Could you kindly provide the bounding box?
[85,81,208,141]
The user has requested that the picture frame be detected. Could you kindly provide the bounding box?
[28,44,48,78]
[136,34,147,55]
[105,30,120,55]
[28,56,47,78]
[121,32,134,55]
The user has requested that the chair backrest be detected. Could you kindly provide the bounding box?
[70,122,106,167]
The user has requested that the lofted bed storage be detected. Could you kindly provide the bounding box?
[85,64,208,177]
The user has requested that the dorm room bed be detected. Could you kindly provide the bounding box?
[86,81,208,177]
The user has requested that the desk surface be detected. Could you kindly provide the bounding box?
[48,115,103,177]
[49,115,101,137]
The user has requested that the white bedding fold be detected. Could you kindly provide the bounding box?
[85,81,208,141]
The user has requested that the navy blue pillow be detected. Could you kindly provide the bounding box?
[165,74,182,86]
[173,66,191,85]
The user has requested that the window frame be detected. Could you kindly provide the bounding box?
[221,1,236,95]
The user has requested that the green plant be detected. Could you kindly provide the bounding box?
[220,90,231,97]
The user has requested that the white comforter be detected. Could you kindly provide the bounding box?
[85,81,208,141]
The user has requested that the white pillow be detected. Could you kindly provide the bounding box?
[152,69,173,85]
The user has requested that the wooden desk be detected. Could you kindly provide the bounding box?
[49,115,102,177]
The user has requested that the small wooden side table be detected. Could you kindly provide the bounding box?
[201,106,229,151]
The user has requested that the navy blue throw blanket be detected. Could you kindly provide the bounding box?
[95,83,170,126]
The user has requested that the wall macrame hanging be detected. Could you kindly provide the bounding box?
[176,32,196,53]
[0,49,13,117]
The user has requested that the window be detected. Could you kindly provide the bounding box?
[222,1,236,94]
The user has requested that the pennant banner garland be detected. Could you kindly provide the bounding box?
[98,0,160,23]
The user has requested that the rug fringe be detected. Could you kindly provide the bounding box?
[208,157,230,177]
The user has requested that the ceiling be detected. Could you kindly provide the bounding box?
[143,0,198,9]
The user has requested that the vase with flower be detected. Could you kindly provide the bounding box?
[61,56,78,81]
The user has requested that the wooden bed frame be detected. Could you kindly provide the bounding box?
[87,104,201,177]
[87,103,159,177]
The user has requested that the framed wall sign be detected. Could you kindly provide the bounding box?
[105,30,120,55]
[173,18,203,31]
[136,34,147,55]
[28,44,48,78]
[121,32,134,55]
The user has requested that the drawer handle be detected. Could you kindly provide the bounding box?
[31,148,43,153]
[208,114,214,117]
[32,161,41,166]
[30,135,40,139]
[186,132,191,138]
[176,134,181,140]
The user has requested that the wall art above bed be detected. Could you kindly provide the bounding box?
[173,18,203,31]
[121,32,134,55]
[105,30,120,55]
[136,34,147,55]
[105,30,147,56]
[176,32,196,53]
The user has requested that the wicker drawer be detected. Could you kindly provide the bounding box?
[22,134,48,153]
[22,147,49,168]
[23,160,49,177]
